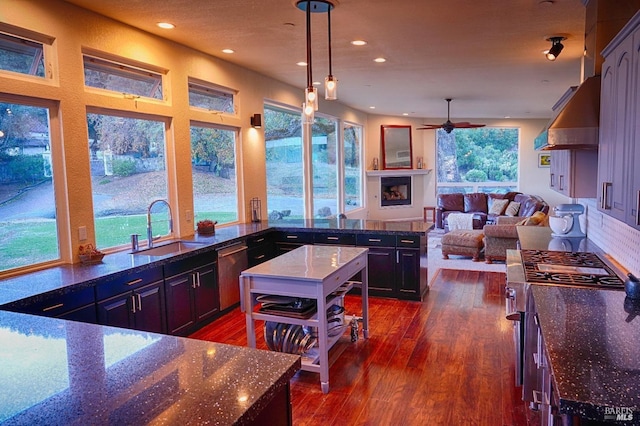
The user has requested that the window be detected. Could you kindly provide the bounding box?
[190,123,238,225]
[343,123,362,211]
[312,116,338,217]
[0,32,45,77]
[83,55,164,100]
[436,127,519,194]
[0,99,58,272]
[188,79,235,114]
[86,112,168,249]
[264,104,303,219]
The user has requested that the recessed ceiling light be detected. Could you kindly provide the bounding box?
[297,61,307,67]
[504,115,511,119]
[402,113,409,116]
[374,57,386,63]
[222,49,234,54]
[351,40,367,46]
[156,22,175,29]
[313,81,321,86]
[369,106,376,109]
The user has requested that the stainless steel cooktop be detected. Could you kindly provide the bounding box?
[520,250,624,289]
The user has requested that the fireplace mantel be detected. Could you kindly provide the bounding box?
[366,169,432,177]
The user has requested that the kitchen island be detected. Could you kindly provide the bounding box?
[0,309,300,425]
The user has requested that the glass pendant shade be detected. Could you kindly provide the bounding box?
[305,86,318,111]
[324,75,337,100]
[302,102,315,124]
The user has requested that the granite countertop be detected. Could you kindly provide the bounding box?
[532,285,640,423]
[0,309,300,425]
[0,219,430,307]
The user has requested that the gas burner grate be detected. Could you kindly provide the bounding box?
[521,250,624,289]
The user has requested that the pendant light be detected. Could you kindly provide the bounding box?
[324,3,337,100]
[302,0,315,124]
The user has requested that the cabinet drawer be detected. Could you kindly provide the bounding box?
[314,232,356,245]
[356,234,396,247]
[396,235,421,248]
[96,266,163,300]
[275,231,314,244]
[246,232,275,248]
[164,251,217,278]
[12,286,95,317]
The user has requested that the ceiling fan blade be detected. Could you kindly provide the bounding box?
[417,124,442,130]
[452,122,486,129]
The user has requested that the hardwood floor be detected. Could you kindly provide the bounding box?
[189,269,529,425]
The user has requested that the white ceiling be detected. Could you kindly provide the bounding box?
[62,0,587,121]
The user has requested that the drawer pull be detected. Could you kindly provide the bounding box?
[400,239,414,244]
[286,235,298,239]
[42,303,64,312]
[368,238,381,242]
[126,278,143,286]
[255,254,266,260]
[255,238,265,243]
[327,236,339,240]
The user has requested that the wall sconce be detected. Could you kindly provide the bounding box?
[250,113,262,128]
[545,36,565,61]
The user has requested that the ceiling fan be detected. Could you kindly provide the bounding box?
[417,98,486,133]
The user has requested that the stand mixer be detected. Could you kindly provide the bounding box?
[548,203,586,238]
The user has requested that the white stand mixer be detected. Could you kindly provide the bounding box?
[549,204,586,238]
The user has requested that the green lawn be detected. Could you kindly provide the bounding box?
[0,211,237,272]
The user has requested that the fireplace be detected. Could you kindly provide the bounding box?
[380,176,412,207]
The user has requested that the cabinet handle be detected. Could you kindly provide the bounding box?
[550,173,555,187]
[286,235,298,239]
[559,175,564,191]
[126,278,143,286]
[136,293,142,311]
[131,294,137,314]
[368,238,381,242]
[195,271,201,288]
[255,254,265,260]
[396,251,399,263]
[601,182,612,209]
[400,239,414,244]
[191,272,197,289]
[255,237,265,243]
[42,303,64,312]
[327,236,339,240]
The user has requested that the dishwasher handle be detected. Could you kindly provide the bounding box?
[218,244,248,257]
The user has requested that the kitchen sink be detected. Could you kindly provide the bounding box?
[132,240,207,257]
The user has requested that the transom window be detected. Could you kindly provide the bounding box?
[0,31,45,77]
[83,55,164,100]
[188,79,235,114]
[436,127,519,194]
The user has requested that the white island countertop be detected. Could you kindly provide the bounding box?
[241,245,369,282]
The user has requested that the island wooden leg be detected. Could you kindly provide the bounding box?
[241,276,256,348]
[361,261,369,338]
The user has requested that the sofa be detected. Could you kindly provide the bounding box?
[435,192,549,230]
[483,212,548,263]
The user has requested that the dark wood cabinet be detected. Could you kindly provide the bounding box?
[397,248,420,297]
[4,285,97,323]
[97,280,166,333]
[164,253,219,336]
[365,247,396,296]
[246,233,276,267]
[96,266,166,334]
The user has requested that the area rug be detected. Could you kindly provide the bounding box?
[427,228,505,284]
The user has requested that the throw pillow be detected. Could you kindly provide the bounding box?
[488,199,509,215]
[505,201,520,216]
[525,211,547,226]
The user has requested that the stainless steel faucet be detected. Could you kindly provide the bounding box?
[147,199,173,248]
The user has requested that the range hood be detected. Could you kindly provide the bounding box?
[534,75,601,151]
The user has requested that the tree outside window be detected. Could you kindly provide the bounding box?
[436,127,519,194]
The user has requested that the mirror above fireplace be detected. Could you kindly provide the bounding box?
[381,125,412,169]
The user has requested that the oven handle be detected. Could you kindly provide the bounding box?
[505,287,520,321]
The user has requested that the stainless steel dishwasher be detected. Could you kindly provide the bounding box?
[217,242,248,310]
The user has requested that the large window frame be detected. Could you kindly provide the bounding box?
[0,94,68,273]
[436,127,520,195]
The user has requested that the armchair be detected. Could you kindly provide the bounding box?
[483,212,548,263]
